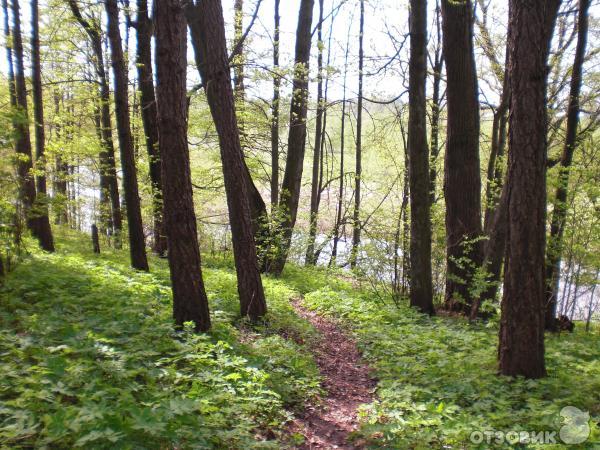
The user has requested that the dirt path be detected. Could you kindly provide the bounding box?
[288,298,376,449]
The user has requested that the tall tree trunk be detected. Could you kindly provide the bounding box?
[544,0,590,332]
[498,0,561,379]
[187,7,268,259]
[266,0,315,275]
[349,0,364,269]
[53,90,69,225]
[330,31,350,267]
[155,0,211,332]
[407,0,434,315]
[186,0,267,319]
[429,1,443,205]
[441,0,483,314]
[105,0,149,271]
[305,0,325,266]
[30,0,55,252]
[68,0,122,243]
[135,0,167,255]
[271,0,281,209]
[8,0,53,251]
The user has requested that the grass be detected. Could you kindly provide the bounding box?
[1,229,598,449]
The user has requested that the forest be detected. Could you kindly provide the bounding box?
[0,0,598,448]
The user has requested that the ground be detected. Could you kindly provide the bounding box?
[0,229,598,449]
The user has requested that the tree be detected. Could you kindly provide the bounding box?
[186,0,267,319]
[68,0,122,242]
[105,0,149,271]
[349,0,364,269]
[267,0,315,275]
[544,0,591,332]
[498,0,561,379]
[305,0,325,266]
[271,0,281,209]
[441,0,483,314]
[407,0,434,315]
[30,0,55,252]
[134,0,166,255]
[428,0,444,206]
[155,0,211,332]
[7,0,54,251]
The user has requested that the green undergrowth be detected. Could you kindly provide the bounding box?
[0,230,321,449]
[302,287,600,449]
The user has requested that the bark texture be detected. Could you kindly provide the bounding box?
[498,0,561,378]
[441,0,483,314]
[186,0,267,319]
[106,0,149,271]
[408,0,434,315]
[155,0,211,332]
[271,0,281,208]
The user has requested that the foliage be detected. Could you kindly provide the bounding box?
[302,284,600,449]
[0,230,321,448]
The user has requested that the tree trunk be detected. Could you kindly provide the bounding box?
[441,0,483,314]
[53,90,69,225]
[271,0,281,209]
[233,0,246,141]
[30,0,55,252]
[408,0,434,315]
[267,0,315,275]
[186,0,267,319]
[105,0,149,271]
[544,0,590,332]
[68,0,122,243]
[91,223,101,253]
[305,0,325,266]
[155,0,211,332]
[429,1,443,205]
[8,0,54,251]
[187,7,269,259]
[349,0,364,269]
[135,0,167,256]
[498,0,561,379]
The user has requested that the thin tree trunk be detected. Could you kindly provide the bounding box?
[91,223,101,253]
[186,0,267,319]
[53,90,69,225]
[544,0,590,332]
[407,0,434,315]
[68,0,122,243]
[498,0,561,379]
[135,0,167,255]
[429,1,443,205]
[305,0,325,266]
[441,0,483,314]
[155,0,211,332]
[585,271,598,331]
[30,0,55,252]
[267,0,315,275]
[105,0,149,271]
[233,0,246,141]
[349,0,364,269]
[271,0,280,209]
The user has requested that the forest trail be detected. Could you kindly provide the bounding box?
[288,298,376,449]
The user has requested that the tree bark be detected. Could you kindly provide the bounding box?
[498,0,561,378]
[8,0,54,251]
[105,0,149,271]
[349,0,365,269]
[135,0,167,255]
[441,0,483,314]
[30,0,55,252]
[429,1,443,205]
[408,0,434,315]
[305,0,325,266]
[267,0,315,275]
[91,223,101,253]
[186,0,267,319]
[544,0,590,332]
[155,0,211,332]
[271,0,281,209]
[68,0,122,242]
[53,90,69,225]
